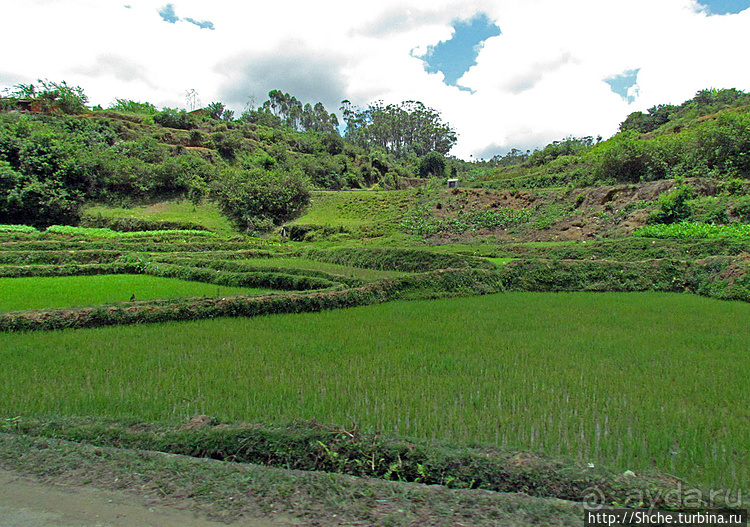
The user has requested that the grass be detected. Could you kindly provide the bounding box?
[292,190,416,231]
[1,292,748,489]
[486,257,517,266]
[83,199,236,236]
[0,275,275,312]
[0,224,38,233]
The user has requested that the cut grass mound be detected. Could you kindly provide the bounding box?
[0,432,584,527]
[2,416,710,512]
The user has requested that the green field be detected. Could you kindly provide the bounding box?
[0,275,275,312]
[2,292,747,489]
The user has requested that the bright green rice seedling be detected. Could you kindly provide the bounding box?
[45,225,220,238]
[1,292,747,489]
[0,225,38,233]
[634,221,750,240]
[0,275,274,311]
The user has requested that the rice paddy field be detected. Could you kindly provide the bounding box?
[0,275,275,311]
[234,257,408,281]
[1,291,747,489]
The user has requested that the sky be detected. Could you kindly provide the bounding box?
[1,0,749,160]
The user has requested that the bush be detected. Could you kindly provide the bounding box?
[647,182,694,224]
[154,108,197,130]
[215,167,310,233]
[590,133,666,183]
[731,196,750,222]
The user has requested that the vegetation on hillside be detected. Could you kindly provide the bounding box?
[466,88,750,189]
[2,81,749,235]
[0,82,422,230]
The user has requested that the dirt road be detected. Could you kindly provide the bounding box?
[0,469,292,527]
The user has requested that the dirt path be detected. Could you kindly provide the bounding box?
[0,469,291,527]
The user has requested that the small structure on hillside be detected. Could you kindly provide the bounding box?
[447,179,459,188]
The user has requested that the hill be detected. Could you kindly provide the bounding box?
[2,84,748,239]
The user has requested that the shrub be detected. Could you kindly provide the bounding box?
[731,196,750,222]
[647,182,694,224]
[215,167,310,233]
[154,108,197,130]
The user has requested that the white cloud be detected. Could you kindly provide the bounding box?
[1,0,749,159]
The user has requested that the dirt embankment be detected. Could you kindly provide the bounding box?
[426,178,719,242]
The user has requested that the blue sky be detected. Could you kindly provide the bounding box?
[420,14,501,92]
[698,0,749,14]
[605,69,641,103]
[157,3,214,30]
[1,0,749,159]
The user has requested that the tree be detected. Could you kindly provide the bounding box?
[418,151,446,177]
[154,108,197,130]
[619,105,677,133]
[249,91,339,133]
[185,89,200,111]
[205,101,227,120]
[0,122,86,227]
[341,100,457,157]
[8,80,89,114]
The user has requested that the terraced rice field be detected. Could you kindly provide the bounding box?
[0,275,275,312]
[1,292,747,489]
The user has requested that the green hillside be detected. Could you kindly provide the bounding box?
[2,84,749,247]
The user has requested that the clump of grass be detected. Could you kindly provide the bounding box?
[2,416,706,510]
[0,432,586,526]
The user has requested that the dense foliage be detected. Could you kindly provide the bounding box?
[467,88,750,188]
[215,167,310,233]
[341,100,457,157]
[0,82,463,229]
[2,81,749,230]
